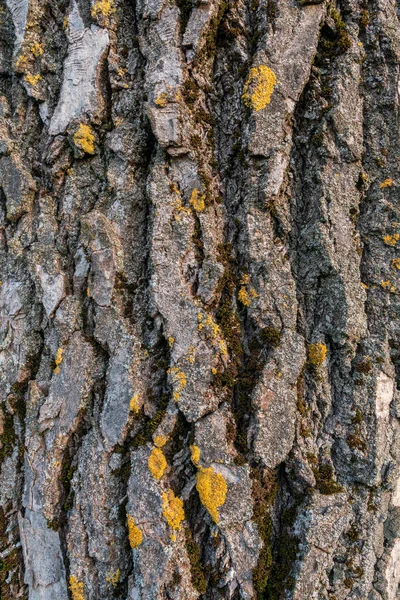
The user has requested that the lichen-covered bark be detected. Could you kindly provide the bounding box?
[0,0,400,599]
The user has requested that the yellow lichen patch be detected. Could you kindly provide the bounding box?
[30,42,43,57]
[106,569,120,587]
[197,312,228,358]
[91,0,116,17]
[242,65,277,111]
[161,489,185,531]
[190,444,200,466]
[25,73,42,86]
[130,394,140,413]
[69,576,84,600]
[238,286,251,306]
[380,178,393,189]
[168,336,175,347]
[196,466,227,523]
[383,233,400,246]
[53,347,63,375]
[190,188,206,212]
[148,447,167,479]
[391,258,400,270]
[185,345,196,364]
[73,124,95,155]
[155,92,168,107]
[381,280,396,293]
[127,515,143,548]
[167,367,187,402]
[249,287,258,299]
[307,343,327,367]
[154,434,167,448]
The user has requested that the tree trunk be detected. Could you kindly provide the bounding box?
[1,0,400,598]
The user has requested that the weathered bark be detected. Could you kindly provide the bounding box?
[0,0,400,598]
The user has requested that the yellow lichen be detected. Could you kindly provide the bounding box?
[73,124,95,155]
[69,576,84,600]
[30,42,43,57]
[25,73,42,86]
[53,347,63,374]
[197,312,228,358]
[155,92,168,107]
[380,178,393,189]
[383,233,400,246]
[161,489,185,531]
[185,346,196,364]
[167,367,187,402]
[307,343,327,367]
[91,0,116,17]
[168,336,175,347]
[392,258,400,270]
[238,286,251,306]
[148,447,167,479]
[127,515,143,548]
[242,65,277,111]
[154,434,167,448]
[381,280,396,292]
[106,569,120,587]
[130,394,140,413]
[190,444,200,465]
[249,287,259,299]
[196,466,227,523]
[190,188,206,212]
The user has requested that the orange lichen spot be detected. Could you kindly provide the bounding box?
[53,348,63,374]
[73,124,95,155]
[380,178,393,189]
[161,489,185,531]
[127,515,143,548]
[106,569,120,587]
[383,233,400,246]
[238,286,251,306]
[196,466,227,523]
[190,188,206,212]
[148,447,167,479]
[154,434,167,448]
[30,42,43,57]
[91,0,116,18]
[69,576,84,600]
[242,65,277,111]
[130,394,140,413]
[25,73,42,86]
[167,367,187,402]
[155,92,168,107]
[190,444,200,465]
[392,258,400,270]
[307,343,327,367]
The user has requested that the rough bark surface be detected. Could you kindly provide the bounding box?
[0,0,400,599]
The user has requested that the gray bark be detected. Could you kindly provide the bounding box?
[0,0,400,599]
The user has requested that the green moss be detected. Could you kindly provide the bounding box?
[346,433,367,452]
[265,501,300,599]
[260,327,281,348]
[355,358,372,374]
[360,9,369,27]
[0,405,16,465]
[351,409,363,425]
[311,132,324,146]
[251,468,277,596]
[313,463,343,494]
[184,527,207,593]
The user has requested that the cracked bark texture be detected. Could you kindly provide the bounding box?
[1,0,400,599]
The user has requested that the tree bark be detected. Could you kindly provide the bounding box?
[1,0,400,598]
